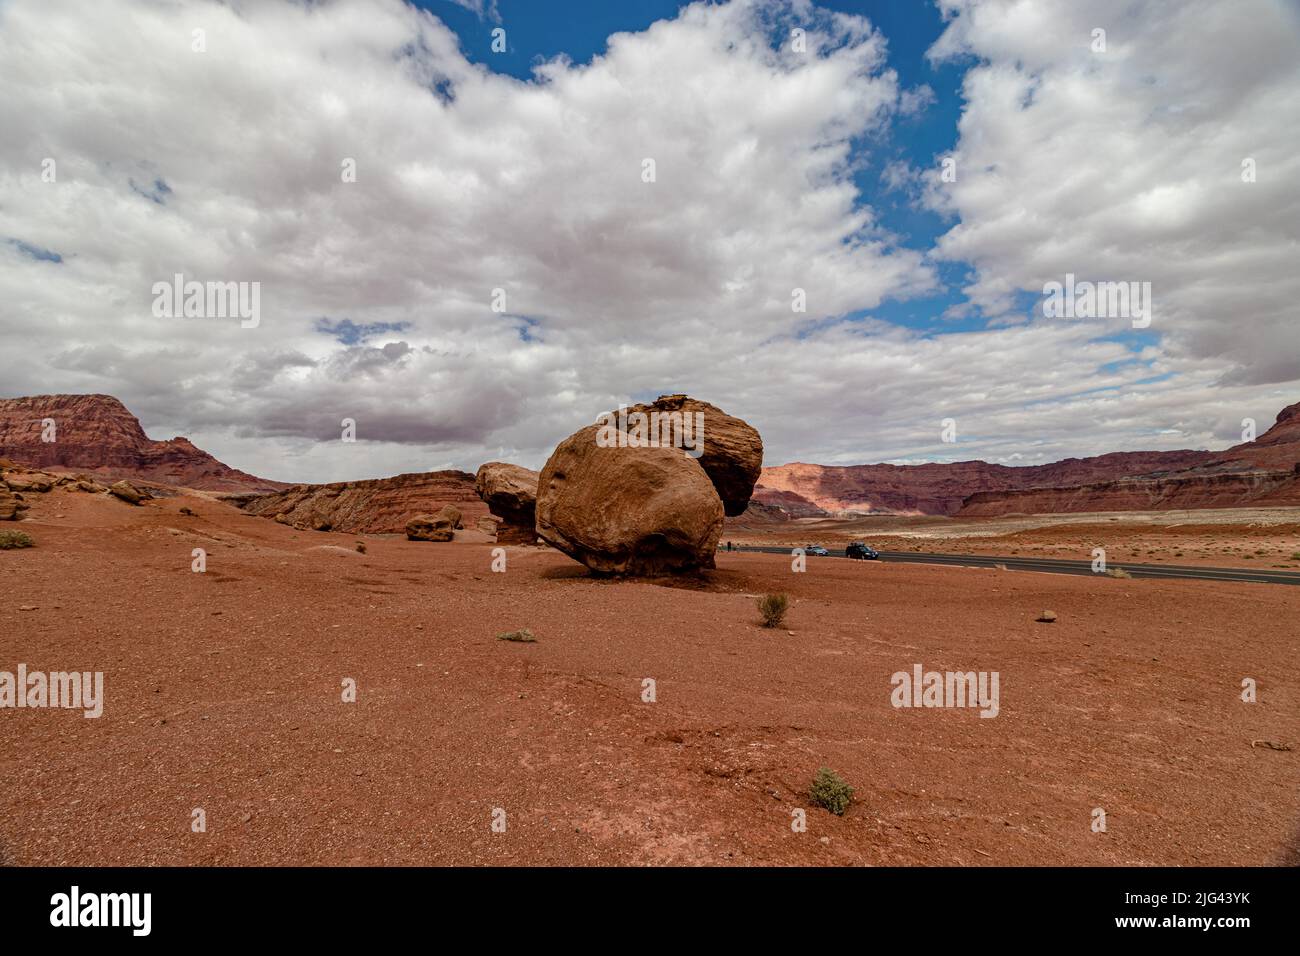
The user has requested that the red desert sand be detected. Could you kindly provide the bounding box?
[3,490,1297,866]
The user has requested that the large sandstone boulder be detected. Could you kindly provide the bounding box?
[615,395,762,516]
[406,504,461,542]
[475,462,538,545]
[535,423,724,574]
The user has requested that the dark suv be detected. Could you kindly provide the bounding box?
[846,542,879,560]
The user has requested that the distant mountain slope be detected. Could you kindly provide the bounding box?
[754,400,1300,517]
[956,402,1300,516]
[756,450,1210,516]
[0,394,287,493]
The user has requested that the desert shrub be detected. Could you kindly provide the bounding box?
[757,593,789,628]
[809,767,853,816]
[0,530,34,549]
[496,628,536,643]
[355,541,367,554]
[1105,567,1132,579]
[1291,552,1300,561]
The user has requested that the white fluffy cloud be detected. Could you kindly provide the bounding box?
[0,0,1296,481]
[927,0,1300,382]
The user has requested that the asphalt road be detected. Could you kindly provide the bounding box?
[727,545,1300,586]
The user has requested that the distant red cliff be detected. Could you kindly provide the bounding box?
[753,401,1300,518]
[0,393,287,492]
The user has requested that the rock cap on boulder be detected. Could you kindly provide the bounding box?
[606,394,762,516]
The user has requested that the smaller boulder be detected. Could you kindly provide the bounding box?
[0,487,28,521]
[475,462,539,544]
[109,480,145,505]
[1037,610,1058,623]
[440,504,463,530]
[406,504,461,542]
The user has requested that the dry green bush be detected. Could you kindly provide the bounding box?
[757,593,789,628]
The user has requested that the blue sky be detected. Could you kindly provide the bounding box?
[3,0,1297,482]
[425,0,974,333]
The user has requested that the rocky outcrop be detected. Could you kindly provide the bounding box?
[474,462,539,545]
[536,423,724,574]
[239,470,487,534]
[0,394,285,492]
[405,504,462,542]
[617,395,762,516]
[108,480,148,505]
[4,471,55,493]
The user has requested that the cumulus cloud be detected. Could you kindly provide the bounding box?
[0,0,1295,482]
[926,0,1300,385]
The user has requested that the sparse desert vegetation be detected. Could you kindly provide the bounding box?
[0,529,34,549]
[756,592,789,628]
[809,767,854,816]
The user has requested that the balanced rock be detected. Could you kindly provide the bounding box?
[535,423,724,574]
[475,462,538,545]
[406,504,461,542]
[613,394,762,516]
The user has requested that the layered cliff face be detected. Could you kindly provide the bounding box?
[237,471,488,534]
[0,394,285,492]
[952,402,1300,516]
[755,401,1300,518]
[958,471,1300,516]
[755,451,1211,517]
[1204,400,1300,472]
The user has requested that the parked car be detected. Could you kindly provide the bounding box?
[804,544,830,556]
[846,542,879,560]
